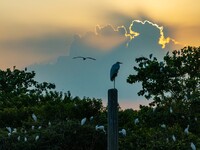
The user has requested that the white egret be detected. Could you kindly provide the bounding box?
[73,56,96,60]
[35,135,40,141]
[90,116,94,122]
[119,129,126,136]
[95,125,106,133]
[184,125,189,135]
[48,121,51,127]
[12,128,17,133]
[8,133,11,137]
[110,62,122,88]
[81,117,87,126]
[32,126,35,130]
[134,118,139,125]
[170,107,173,113]
[195,117,198,121]
[17,136,21,141]
[172,135,176,142]
[161,124,166,128]
[24,137,27,142]
[191,142,196,150]
[6,127,12,133]
[38,126,42,129]
[32,113,37,122]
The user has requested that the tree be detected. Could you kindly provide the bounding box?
[127,46,200,135]
[127,46,200,108]
[0,68,56,108]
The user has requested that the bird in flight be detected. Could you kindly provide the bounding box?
[110,61,122,88]
[73,56,96,60]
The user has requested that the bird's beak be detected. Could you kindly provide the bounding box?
[119,62,123,64]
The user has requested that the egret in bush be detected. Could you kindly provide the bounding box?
[48,121,51,127]
[6,127,12,133]
[12,128,17,133]
[95,125,106,133]
[81,117,87,125]
[195,117,197,121]
[90,116,94,122]
[17,136,20,141]
[24,137,27,142]
[32,113,37,122]
[8,133,11,137]
[161,124,166,128]
[191,142,196,150]
[32,126,35,130]
[170,107,173,113]
[110,62,122,88]
[119,129,126,136]
[172,135,176,142]
[134,118,139,125]
[35,135,39,141]
[38,126,42,129]
[184,125,189,135]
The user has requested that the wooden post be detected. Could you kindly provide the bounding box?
[108,89,118,150]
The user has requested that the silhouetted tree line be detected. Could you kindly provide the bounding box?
[0,46,199,149]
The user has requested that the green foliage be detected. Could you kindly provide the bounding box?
[127,46,200,107]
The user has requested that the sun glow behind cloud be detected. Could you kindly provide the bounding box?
[0,0,199,69]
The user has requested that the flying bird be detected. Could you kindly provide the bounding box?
[73,56,96,60]
[110,62,122,88]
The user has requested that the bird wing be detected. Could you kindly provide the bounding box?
[110,63,120,81]
[73,56,85,59]
[86,57,96,60]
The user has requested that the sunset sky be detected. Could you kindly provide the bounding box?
[0,0,200,109]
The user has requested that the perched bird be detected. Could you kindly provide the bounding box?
[81,117,87,126]
[32,126,35,130]
[35,135,40,141]
[170,107,173,113]
[48,121,51,127]
[95,125,106,133]
[110,62,122,88]
[73,56,96,60]
[172,135,176,142]
[17,136,21,141]
[32,113,37,122]
[134,118,139,125]
[119,129,126,136]
[161,124,166,128]
[38,126,42,129]
[191,142,196,150]
[6,127,12,133]
[12,128,17,133]
[24,137,27,142]
[90,116,94,122]
[184,125,189,135]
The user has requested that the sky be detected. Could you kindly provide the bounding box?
[0,0,200,109]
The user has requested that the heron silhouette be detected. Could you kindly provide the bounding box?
[110,62,122,88]
[73,56,96,60]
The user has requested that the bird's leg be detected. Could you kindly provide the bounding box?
[114,79,115,89]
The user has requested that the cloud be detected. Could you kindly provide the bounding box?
[127,20,181,48]
[30,19,183,109]
[70,24,129,55]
